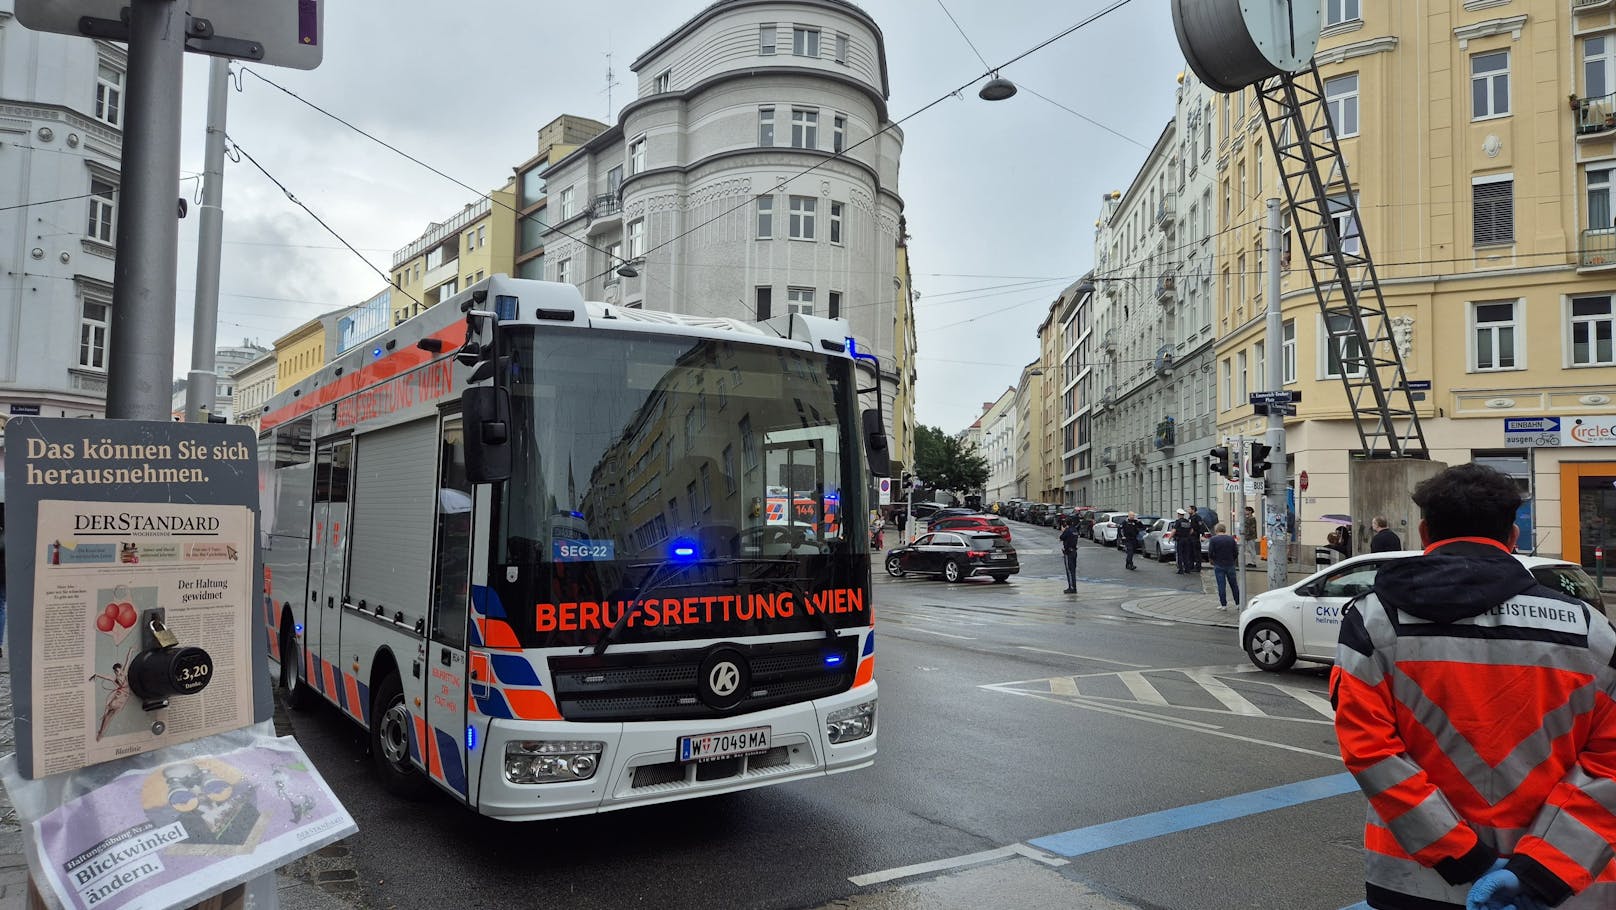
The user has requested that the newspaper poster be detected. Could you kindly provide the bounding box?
[30,737,356,910]
[30,500,255,778]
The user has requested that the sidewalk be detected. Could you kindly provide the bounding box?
[0,668,358,910]
[1121,564,1315,630]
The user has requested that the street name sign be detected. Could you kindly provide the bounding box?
[1407,380,1432,391]
[1248,390,1301,404]
[16,0,323,69]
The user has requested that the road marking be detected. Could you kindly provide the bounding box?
[1288,686,1339,719]
[1185,670,1266,717]
[899,627,976,640]
[1017,646,1148,669]
[1000,689,1343,759]
[848,843,1067,887]
[1049,676,1079,696]
[1118,671,1169,706]
[1028,772,1359,857]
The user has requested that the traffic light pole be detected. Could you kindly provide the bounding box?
[1264,198,1290,592]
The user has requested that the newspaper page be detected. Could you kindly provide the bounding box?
[30,737,356,910]
[31,501,255,777]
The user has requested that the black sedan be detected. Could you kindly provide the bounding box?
[884,531,1019,583]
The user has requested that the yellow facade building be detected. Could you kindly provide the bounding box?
[273,314,332,393]
[890,226,919,476]
[1216,0,1616,567]
[390,180,518,326]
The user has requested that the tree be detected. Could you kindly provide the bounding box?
[913,425,988,495]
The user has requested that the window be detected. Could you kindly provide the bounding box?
[560,187,575,220]
[756,196,774,238]
[1323,313,1366,377]
[1236,351,1248,400]
[1472,51,1509,119]
[1220,359,1231,409]
[94,63,123,127]
[760,24,777,55]
[606,165,623,198]
[627,218,645,258]
[723,445,737,493]
[791,108,819,149]
[787,287,815,315]
[741,415,758,470]
[556,258,571,285]
[789,195,816,239]
[477,225,486,247]
[604,243,622,278]
[87,178,116,243]
[630,137,646,175]
[79,297,109,370]
[758,107,775,146]
[1222,178,1231,225]
[829,291,841,319]
[654,70,671,93]
[1473,177,1514,246]
[829,201,843,243]
[835,32,848,64]
[755,286,772,321]
[465,230,475,251]
[1472,301,1519,371]
[1589,167,1614,232]
[793,27,819,58]
[833,114,846,153]
[1324,74,1359,138]
[1254,340,1267,390]
[1329,195,1361,255]
[1587,36,1613,100]
[1571,295,1616,366]
[1325,0,1359,26]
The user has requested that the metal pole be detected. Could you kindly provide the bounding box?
[1236,433,1249,611]
[184,57,230,423]
[106,0,185,420]
[1264,198,1289,593]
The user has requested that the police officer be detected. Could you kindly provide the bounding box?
[1058,518,1081,593]
[1171,509,1195,574]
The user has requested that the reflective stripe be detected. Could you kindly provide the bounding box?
[1567,765,1616,817]
[1531,810,1616,879]
[1388,635,1596,670]
[1335,646,1384,687]
[1355,754,1418,797]
[1363,843,1470,905]
[1386,789,1466,856]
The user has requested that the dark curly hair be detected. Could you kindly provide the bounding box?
[1411,463,1522,545]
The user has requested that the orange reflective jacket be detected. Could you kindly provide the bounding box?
[1332,539,1616,910]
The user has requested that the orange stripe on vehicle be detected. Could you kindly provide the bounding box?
[412,714,429,766]
[260,323,465,432]
[854,656,874,688]
[322,660,338,697]
[343,673,363,720]
[482,618,522,650]
[426,726,445,782]
[307,649,319,692]
[502,688,562,720]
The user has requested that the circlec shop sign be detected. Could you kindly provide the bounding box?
[1565,416,1616,447]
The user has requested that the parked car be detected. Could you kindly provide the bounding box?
[1024,503,1049,525]
[1142,517,1209,560]
[1054,505,1080,527]
[925,507,976,527]
[928,514,1012,541]
[1076,508,1111,540]
[1092,511,1130,546]
[884,531,1019,583]
[1239,551,1609,672]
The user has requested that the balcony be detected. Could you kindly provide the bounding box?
[1153,345,1175,379]
[1100,385,1116,410]
[1154,417,1176,451]
[587,194,622,233]
[1155,274,1176,304]
[1155,195,1176,232]
[1575,0,1615,13]
[1102,329,1118,354]
[1574,92,1616,138]
[1581,228,1616,270]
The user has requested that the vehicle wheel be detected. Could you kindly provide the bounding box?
[371,673,431,800]
[990,573,1010,583]
[1244,621,1296,673]
[943,559,965,583]
[884,555,905,577]
[279,619,316,711]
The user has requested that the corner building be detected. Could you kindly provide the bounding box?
[1216,0,1616,567]
[540,0,910,443]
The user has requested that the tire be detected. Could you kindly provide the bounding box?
[943,559,965,583]
[884,555,905,577]
[990,573,1010,583]
[278,619,316,711]
[1244,620,1297,673]
[371,673,431,800]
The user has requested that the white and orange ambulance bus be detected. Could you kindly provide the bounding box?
[257,276,883,819]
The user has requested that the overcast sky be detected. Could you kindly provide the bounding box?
[168,0,1183,432]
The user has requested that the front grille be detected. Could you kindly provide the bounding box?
[629,746,798,790]
[550,636,858,722]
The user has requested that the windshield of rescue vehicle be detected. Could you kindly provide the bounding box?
[494,327,871,649]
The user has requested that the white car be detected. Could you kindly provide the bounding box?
[1092,511,1130,546]
[1238,550,1608,672]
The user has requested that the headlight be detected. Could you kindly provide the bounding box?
[504,740,605,784]
[825,699,876,744]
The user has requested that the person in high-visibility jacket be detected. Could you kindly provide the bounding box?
[1332,464,1616,910]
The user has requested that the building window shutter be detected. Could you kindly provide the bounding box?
[755,286,772,321]
[1473,180,1514,246]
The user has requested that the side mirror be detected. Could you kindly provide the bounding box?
[462,387,512,483]
[862,409,890,477]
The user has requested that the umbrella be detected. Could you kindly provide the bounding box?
[1319,514,1352,526]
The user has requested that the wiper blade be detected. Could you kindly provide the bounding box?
[592,558,687,656]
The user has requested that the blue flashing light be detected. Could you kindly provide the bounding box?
[293,623,304,636]
[494,294,519,321]
[669,538,699,560]
[845,336,858,357]
[568,510,584,519]
[824,654,844,667]
[371,347,383,358]
[466,724,478,751]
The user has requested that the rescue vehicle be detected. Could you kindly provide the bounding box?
[258,276,883,819]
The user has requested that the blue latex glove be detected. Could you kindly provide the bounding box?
[1467,866,1549,910]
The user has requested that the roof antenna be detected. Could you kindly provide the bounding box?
[602,44,622,122]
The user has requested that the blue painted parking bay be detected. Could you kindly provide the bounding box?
[1029,772,1367,909]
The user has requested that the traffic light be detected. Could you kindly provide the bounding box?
[1208,445,1231,477]
[1249,442,1272,478]
[901,472,913,490]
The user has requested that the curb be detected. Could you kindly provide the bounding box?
[1120,595,1241,630]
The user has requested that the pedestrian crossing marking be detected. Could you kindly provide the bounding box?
[1186,670,1266,717]
[1118,671,1169,707]
[984,665,1335,726]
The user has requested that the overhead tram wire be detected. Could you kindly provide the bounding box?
[1016,83,1150,149]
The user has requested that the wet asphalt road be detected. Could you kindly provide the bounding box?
[281,520,1368,910]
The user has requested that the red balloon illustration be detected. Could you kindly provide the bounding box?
[95,614,114,633]
[115,603,137,628]
[103,603,119,619]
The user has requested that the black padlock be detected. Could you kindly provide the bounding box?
[128,611,213,710]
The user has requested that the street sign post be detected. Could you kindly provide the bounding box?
[15,0,324,69]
